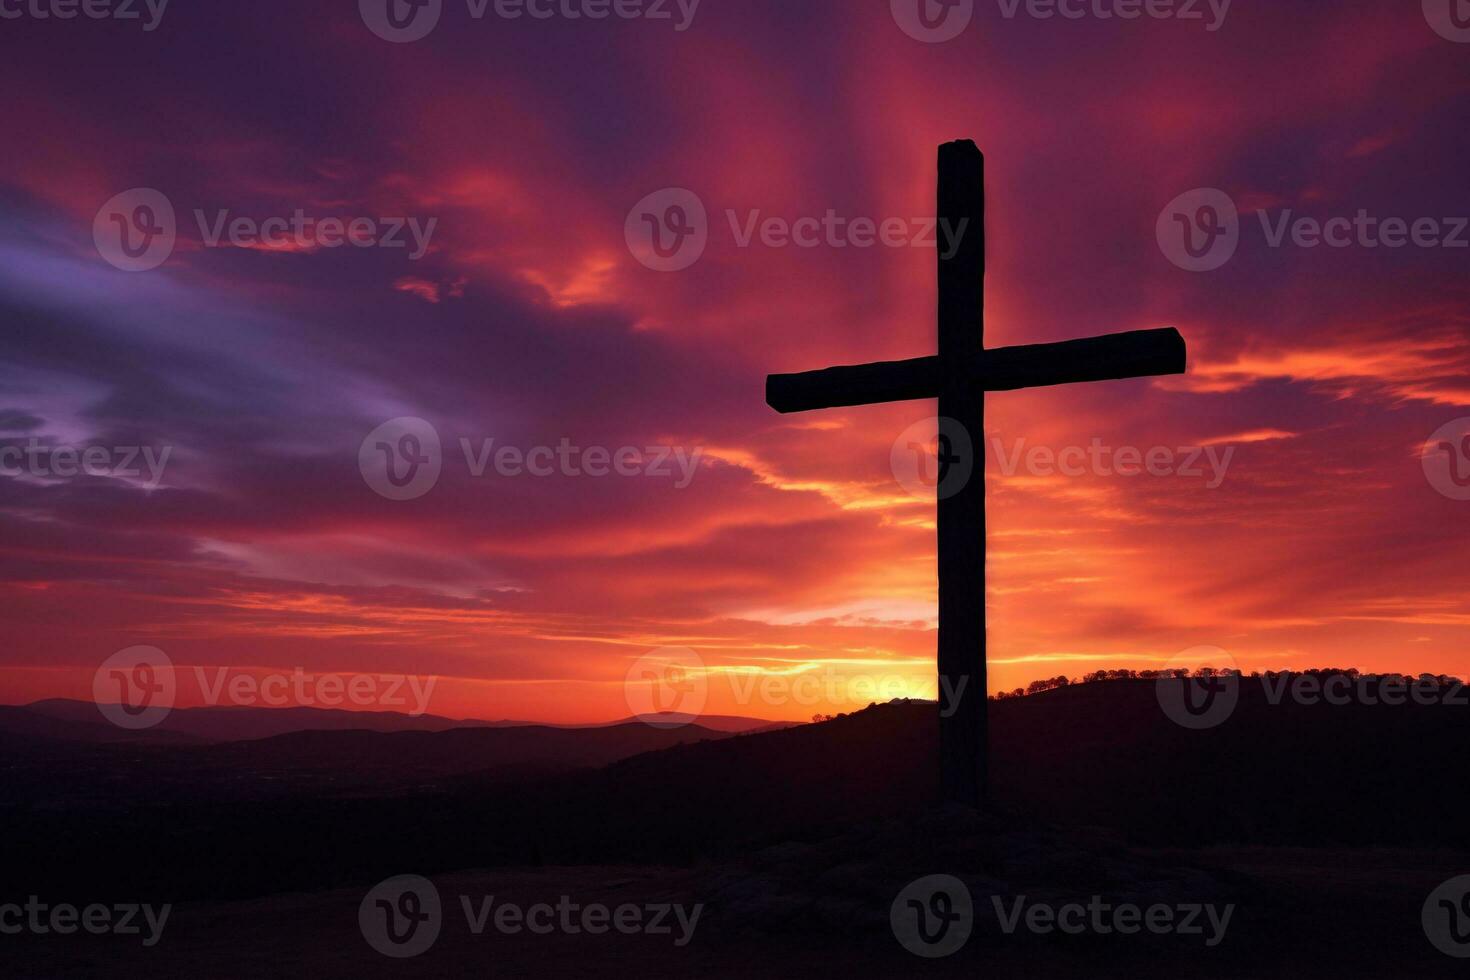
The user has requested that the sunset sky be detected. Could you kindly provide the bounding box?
[2,0,1468,723]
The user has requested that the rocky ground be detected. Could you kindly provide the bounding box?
[8,811,1465,979]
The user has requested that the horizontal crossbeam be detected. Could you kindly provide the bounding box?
[765,327,1186,414]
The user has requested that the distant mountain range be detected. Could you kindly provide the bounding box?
[4,698,793,743]
[5,677,1469,906]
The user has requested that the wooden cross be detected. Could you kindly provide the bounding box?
[765,140,1186,806]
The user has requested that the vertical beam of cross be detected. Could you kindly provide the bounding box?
[936,140,986,806]
[764,141,1186,809]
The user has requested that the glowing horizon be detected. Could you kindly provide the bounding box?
[2,1,1468,725]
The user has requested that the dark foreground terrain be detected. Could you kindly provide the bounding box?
[3,678,1468,978]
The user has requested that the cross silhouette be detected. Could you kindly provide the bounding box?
[765,140,1186,805]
